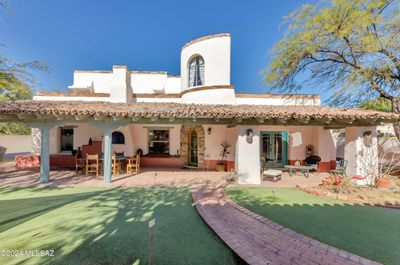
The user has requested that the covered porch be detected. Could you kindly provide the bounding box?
[0,100,397,185]
[0,165,326,188]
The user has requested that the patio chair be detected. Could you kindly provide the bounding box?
[85,154,99,176]
[126,154,140,175]
[112,154,122,175]
[304,155,321,174]
[75,155,85,174]
[329,160,348,175]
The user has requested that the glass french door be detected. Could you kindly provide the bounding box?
[260,131,288,168]
[188,129,198,166]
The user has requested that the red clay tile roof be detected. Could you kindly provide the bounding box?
[0,100,397,122]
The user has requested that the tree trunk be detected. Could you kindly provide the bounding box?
[392,97,400,140]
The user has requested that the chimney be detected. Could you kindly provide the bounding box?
[110,65,132,103]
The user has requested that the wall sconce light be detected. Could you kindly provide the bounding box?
[207,127,212,135]
[246,129,253,144]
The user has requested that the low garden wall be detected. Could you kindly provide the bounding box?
[0,135,31,155]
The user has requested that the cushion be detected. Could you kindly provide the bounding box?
[305,155,321,165]
[263,169,283,177]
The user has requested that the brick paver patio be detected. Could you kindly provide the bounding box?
[192,187,381,265]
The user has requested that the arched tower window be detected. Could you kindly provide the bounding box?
[188,56,204,87]
[112,131,125,144]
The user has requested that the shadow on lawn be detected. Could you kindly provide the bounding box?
[0,189,108,233]
[0,188,243,265]
[51,188,243,265]
[226,188,400,265]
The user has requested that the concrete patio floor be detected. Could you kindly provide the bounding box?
[0,160,327,188]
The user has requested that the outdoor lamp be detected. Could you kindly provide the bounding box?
[207,127,212,135]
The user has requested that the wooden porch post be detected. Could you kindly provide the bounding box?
[39,127,50,183]
[103,128,113,183]
[27,122,61,183]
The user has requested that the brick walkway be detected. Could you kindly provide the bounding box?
[192,187,380,265]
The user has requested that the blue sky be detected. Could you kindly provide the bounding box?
[0,0,319,98]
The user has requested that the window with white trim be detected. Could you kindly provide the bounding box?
[148,129,169,155]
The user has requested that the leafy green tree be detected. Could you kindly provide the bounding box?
[264,0,400,138]
[0,0,47,135]
[359,97,392,112]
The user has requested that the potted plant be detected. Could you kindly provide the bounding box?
[374,150,397,189]
[216,142,230,172]
[376,177,391,189]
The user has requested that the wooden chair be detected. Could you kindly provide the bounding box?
[75,155,85,174]
[86,154,99,176]
[126,155,140,175]
[112,154,122,175]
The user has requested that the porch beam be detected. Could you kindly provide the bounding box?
[338,118,355,124]
[257,117,265,123]
[297,117,310,124]
[316,117,332,125]
[275,118,287,125]
[74,115,89,121]
[0,112,392,127]
[112,116,124,121]
[94,115,106,121]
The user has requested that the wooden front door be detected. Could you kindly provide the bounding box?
[188,129,198,166]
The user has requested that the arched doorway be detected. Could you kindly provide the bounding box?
[180,125,205,168]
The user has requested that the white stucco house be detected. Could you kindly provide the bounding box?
[0,33,397,184]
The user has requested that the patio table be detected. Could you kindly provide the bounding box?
[284,165,314,177]
[98,155,128,161]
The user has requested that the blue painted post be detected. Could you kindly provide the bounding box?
[40,127,50,183]
[103,128,113,183]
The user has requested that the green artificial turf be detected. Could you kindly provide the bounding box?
[226,187,400,265]
[0,187,241,265]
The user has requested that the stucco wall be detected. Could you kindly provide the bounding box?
[127,124,181,156]
[49,124,131,155]
[33,96,110,102]
[181,88,235,104]
[136,97,181,103]
[235,97,321,106]
[180,35,230,90]
[131,73,181,94]
[203,125,236,162]
[257,125,315,161]
[0,135,31,154]
[70,71,113,93]
[235,126,261,184]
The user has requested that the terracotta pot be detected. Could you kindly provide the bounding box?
[321,178,333,186]
[215,164,226,172]
[376,178,391,189]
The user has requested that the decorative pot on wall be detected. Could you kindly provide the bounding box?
[376,178,390,189]
[363,131,372,147]
[246,129,253,144]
